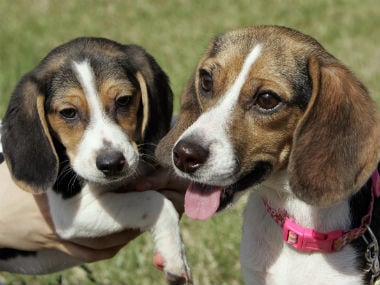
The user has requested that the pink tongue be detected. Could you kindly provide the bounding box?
[184,182,223,220]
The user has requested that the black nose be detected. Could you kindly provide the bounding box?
[173,140,209,173]
[96,150,126,176]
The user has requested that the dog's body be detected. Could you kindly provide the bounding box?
[0,38,190,284]
[156,26,380,284]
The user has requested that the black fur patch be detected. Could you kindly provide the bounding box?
[288,56,313,109]
[51,136,84,199]
[1,77,58,192]
[218,161,272,211]
[349,164,380,283]
[230,161,272,192]
[0,248,36,260]
[122,44,173,150]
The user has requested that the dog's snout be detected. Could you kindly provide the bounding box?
[173,140,209,174]
[96,150,126,176]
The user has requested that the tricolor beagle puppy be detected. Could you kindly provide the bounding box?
[156,26,380,284]
[0,37,190,284]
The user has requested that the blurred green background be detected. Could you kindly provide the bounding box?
[0,0,379,284]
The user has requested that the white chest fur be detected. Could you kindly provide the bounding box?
[240,175,364,285]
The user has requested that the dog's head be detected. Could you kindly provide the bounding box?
[2,37,172,194]
[156,26,380,219]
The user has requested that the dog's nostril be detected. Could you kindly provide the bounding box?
[96,150,126,176]
[173,140,209,174]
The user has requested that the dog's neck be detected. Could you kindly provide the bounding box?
[258,171,352,233]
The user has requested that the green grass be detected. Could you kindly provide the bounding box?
[0,0,379,284]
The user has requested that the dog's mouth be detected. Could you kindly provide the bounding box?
[184,161,272,220]
[184,183,226,220]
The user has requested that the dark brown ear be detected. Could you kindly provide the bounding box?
[156,74,202,166]
[1,75,58,193]
[289,56,380,207]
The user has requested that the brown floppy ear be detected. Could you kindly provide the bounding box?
[156,74,202,166]
[1,75,58,193]
[289,56,380,207]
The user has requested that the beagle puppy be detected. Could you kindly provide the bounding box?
[156,26,380,284]
[0,37,190,284]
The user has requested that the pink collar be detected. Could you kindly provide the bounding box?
[263,171,380,253]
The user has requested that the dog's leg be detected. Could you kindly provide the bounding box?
[48,188,191,284]
[150,197,191,284]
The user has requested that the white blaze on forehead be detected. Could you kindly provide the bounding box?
[72,60,104,121]
[217,44,262,116]
[174,44,262,185]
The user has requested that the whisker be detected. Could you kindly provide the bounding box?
[139,153,157,161]
[68,172,79,193]
[56,166,72,184]
[137,142,158,148]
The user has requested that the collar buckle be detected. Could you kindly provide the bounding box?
[283,219,343,253]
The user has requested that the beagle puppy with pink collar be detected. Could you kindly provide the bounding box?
[0,38,191,284]
[157,26,380,284]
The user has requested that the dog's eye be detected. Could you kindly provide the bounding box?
[255,92,282,111]
[116,96,132,108]
[59,108,78,120]
[199,69,213,94]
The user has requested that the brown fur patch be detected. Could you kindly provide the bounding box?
[37,54,67,77]
[47,88,88,160]
[99,78,142,143]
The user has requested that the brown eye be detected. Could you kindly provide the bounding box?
[116,95,132,109]
[59,108,78,120]
[255,92,281,111]
[199,69,213,94]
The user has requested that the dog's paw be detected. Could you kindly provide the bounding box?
[166,272,193,285]
[154,253,193,285]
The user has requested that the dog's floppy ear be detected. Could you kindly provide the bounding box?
[1,74,58,193]
[289,56,380,207]
[156,73,202,166]
[122,45,173,154]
